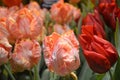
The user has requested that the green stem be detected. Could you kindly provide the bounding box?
[4,64,15,80]
[34,65,40,80]
[109,70,114,80]
[30,71,33,80]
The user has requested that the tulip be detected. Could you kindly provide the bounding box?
[10,39,41,72]
[98,0,118,31]
[82,10,105,38]
[79,34,118,73]
[43,30,80,76]
[2,0,22,7]
[6,8,43,44]
[50,0,81,24]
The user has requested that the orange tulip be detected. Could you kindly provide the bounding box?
[50,0,81,24]
[6,8,43,44]
[10,39,41,72]
[43,30,80,76]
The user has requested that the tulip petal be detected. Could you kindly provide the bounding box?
[83,50,110,73]
[93,35,118,66]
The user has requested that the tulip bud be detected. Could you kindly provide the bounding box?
[43,30,80,76]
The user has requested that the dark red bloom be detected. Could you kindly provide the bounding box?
[98,0,115,4]
[79,34,118,73]
[2,0,22,7]
[82,10,105,38]
[98,0,118,31]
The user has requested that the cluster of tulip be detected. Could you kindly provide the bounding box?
[0,0,119,80]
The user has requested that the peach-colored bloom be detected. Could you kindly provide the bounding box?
[6,8,43,44]
[10,39,41,72]
[50,0,80,24]
[27,1,47,20]
[43,30,80,76]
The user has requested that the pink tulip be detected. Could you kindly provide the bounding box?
[10,39,41,72]
[43,30,80,76]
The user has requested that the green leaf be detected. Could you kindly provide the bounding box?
[116,0,120,7]
[41,69,50,80]
[96,74,105,80]
[78,62,93,80]
[115,18,120,55]
[114,57,120,80]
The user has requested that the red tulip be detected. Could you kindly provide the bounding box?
[98,0,115,3]
[82,10,105,38]
[2,0,22,7]
[10,39,41,72]
[43,30,80,76]
[98,0,118,31]
[79,34,118,73]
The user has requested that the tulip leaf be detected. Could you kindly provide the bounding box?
[96,74,105,80]
[115,18,120,55]
[114,57,120,80]
[78,62,93,80]
[116,0,120,7]
[90,73,106,80]
[41,69,50,80]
